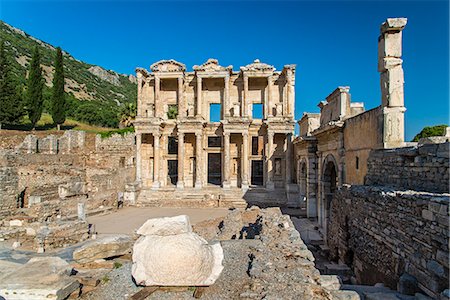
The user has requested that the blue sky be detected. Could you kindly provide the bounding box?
[1,0,448,140]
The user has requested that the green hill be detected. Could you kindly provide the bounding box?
[0,20,137,128]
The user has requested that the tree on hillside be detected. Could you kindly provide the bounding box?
[0,40,25,129]
[119,102,136,128]
[26,46,44,129]
[412,125,448,142]
[51,47,66,130]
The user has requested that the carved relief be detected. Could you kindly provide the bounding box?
[240,59,275,72]
[150,59,186,73]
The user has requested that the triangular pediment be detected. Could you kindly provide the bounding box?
[150,59,186,72]
[240,59,274,72]
[193,58,232,72]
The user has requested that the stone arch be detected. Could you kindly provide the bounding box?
[321,154,338,232]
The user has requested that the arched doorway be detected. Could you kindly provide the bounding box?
[299,160,307,209]
[322,155,338,233]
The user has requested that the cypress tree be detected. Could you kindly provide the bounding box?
[0,40,24,129]
[51,47,66,130]
[26,45,44,129]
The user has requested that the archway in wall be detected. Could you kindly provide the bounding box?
[322,155,338,233]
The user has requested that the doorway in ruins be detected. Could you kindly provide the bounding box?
[251,160,264,186]
[299,161,307,208]
[323,158,337,229]
[208,153,222,185]
[168,160,178,185]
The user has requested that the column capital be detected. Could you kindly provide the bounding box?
[223,132,230,137]
[268,131,275,138]
[242,132,249,137]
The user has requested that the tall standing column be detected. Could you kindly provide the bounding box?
[136,133,142,183]
[178,77,185,119]
[243,74,249,117]
[285,133,292,186]
[195,132,203,189]
[177,132,185,188]
[223,132,231,189]
[152,133,161,189]
[379,18,407,149]
[267,75,273,118]
[154,76,160,118]
[241,133,249,190]
[266,132,275,190]
[224,74,230,117]
[196,76,202,117]
[286,69,295,118]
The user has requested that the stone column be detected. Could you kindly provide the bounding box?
[136,133,142,182]
[195,132,203,189]
[266,132,275,190]
[137,73,143,117]
[379,18,407,149]
[154,76,161,118]
[178,77,185,119]
[267,75,273,117]
[196,76,202,117]
[152,133,161,189]
[223,132,231,188]
[243,74,249,117]
[286,69,295,118]
[285,133,292,186]
[241,133,249,190]
[161,134,168,187]
[224,74,230,117]
[177,132,185,189]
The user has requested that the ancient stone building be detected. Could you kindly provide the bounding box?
[293,18,408,230]
[134,59,296,206]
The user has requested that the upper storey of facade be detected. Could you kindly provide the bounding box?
[135,59,296,125]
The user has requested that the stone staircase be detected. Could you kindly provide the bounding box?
[136,186,294,209]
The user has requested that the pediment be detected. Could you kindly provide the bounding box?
[150,59,186,72]
[240,59,274,72]
[193,59,232,72]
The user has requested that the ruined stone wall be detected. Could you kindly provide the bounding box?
[365,142,449,193]
[0,131,136,221]
[328,185,449,298]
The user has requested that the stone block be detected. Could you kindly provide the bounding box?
[38,135,58,154]
[422,210,435,221]
[9,219,23,227]
[132,215,224,286]
[0,256,79,300]
[73,234,133,263]
[426,260,445,277]
[319,275,342,291]
[381,18,408,34]
[329,290,361,300]
[436,250,450,269]
[28,195,42,207]
[397,273,418,295]
[136,215,192,236]
[58,182,86,198]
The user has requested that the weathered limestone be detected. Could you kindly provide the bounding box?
[58,181,86,198]
[132,215,224,286]
[0,257,79,300]
[134,59,295,201]
[73,234,133,263]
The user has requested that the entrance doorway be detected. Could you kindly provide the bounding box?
[208,153,222,185]
[168,160,178,185]
[251,160,263,186]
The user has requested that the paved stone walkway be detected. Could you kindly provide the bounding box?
[87,207,230,234]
